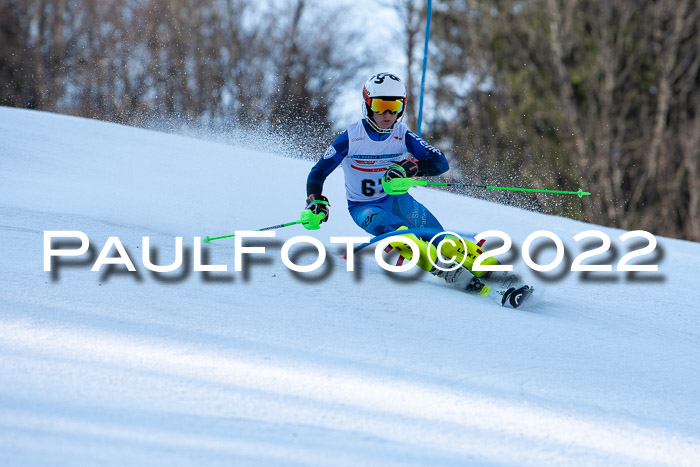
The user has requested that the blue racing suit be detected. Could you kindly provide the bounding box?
[306,118,449,237]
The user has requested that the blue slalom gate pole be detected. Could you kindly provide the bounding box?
[416,0,432,137]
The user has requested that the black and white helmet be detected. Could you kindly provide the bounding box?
[362,73,407,132]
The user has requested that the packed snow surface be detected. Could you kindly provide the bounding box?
[1,107,699,466]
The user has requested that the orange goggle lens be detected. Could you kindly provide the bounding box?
[369,98,404,115]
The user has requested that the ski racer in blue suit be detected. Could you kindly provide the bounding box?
[302,72,496,288]
[306,77,449,238]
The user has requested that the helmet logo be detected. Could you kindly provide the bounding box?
[372,73,401,84]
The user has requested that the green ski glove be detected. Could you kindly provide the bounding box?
[302,194,330,230]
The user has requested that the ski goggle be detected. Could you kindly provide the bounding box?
[368,97,404,115]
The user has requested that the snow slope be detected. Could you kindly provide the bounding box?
[1,107,699,466]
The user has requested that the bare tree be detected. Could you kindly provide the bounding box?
[425,0,700,241]
[1,0,372,158]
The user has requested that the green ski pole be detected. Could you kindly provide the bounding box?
[382,177,591,198]
[203,220,304,243]
[203,204,328,243]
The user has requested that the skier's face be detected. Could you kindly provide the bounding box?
[372,110,398,130]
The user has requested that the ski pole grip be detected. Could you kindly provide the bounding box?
[300,210,326,230]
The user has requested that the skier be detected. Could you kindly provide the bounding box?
[300,72,496,293]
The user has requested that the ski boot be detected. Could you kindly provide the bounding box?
[429,261,467,285]
[466,276,491,296]
[430,262,492,297]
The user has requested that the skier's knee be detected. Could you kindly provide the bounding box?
[436,234,498,278]
[388,226,437,272]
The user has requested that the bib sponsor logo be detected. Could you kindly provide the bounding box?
[350,164,387,172]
